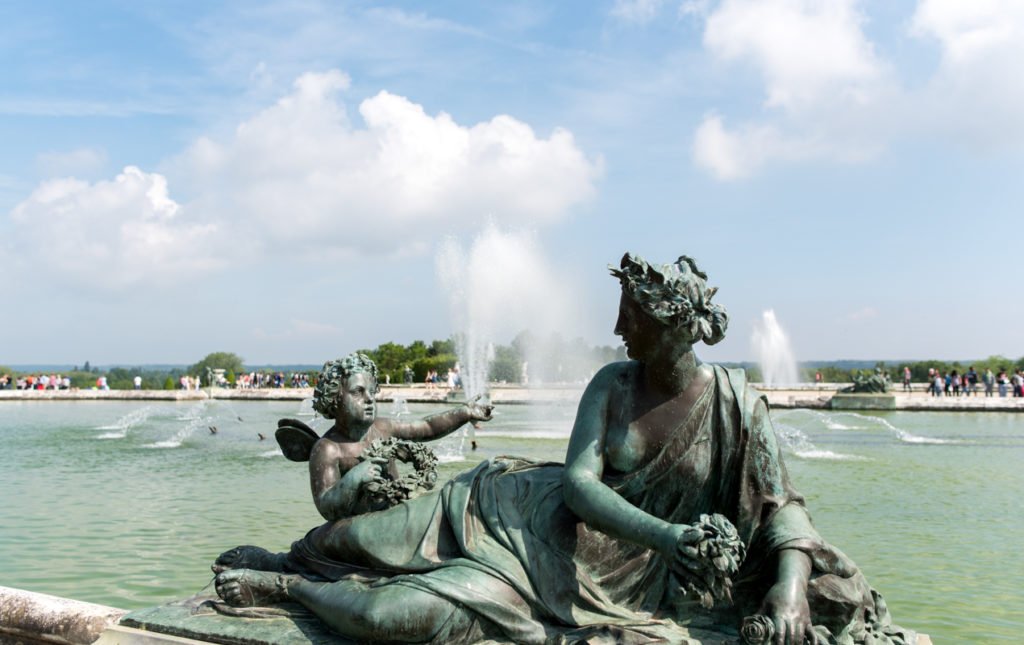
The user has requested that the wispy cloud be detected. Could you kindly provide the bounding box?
[252,318,344,340]
[35,147,108,178]
[610,0,668,24]
[846,306,878,322]
[0,98,182,118]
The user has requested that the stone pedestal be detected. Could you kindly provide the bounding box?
[113,597,344,645]
[109,596,737,645]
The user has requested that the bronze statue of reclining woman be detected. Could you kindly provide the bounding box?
[213,253,916,645]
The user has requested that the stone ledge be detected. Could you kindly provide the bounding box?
[0,586,126,645]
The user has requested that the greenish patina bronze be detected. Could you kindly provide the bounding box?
[830,394,898,411]
[272,353,493,520]
[841,369,892,394]
[212,254,917,645]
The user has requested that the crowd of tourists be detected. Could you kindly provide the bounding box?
[178,375,203,390]
[423,364,463,392]
[0,371,316,391]
[0,373,74,390]
[233,371,311,389]
[917,366,1024,397]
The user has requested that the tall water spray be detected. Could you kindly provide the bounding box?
[435,224,574,400]
[751,310,800,385]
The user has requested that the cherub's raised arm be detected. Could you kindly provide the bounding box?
[387,396,493,441]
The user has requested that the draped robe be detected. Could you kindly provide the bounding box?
[286,366,915,644]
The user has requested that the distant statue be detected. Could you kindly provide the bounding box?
[212,254,916,645]
[842,369,891,394]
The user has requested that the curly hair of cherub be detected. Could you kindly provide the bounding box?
[610,252,729,346]
[313,353,380,419]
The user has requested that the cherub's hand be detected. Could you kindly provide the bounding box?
[465,395,494,423]
[349,457,387,485]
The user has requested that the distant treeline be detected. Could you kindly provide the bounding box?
[4,346,1023,389]
[357,332,622,385]
[798,356,1024,383]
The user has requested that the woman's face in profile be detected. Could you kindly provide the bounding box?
[614,293,666,361]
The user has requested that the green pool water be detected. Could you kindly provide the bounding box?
[0,398,1020,642]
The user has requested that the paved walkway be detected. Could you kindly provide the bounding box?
[2,383,1022,411]
[759,385,1024,411]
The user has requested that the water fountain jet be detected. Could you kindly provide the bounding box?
[435,224,579,450]
[751,309,799,386]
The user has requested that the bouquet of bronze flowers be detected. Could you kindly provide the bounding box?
[676,513,746,609]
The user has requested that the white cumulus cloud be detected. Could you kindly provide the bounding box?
[174,70,601,255]
[5,71,601,290]
[704,0,884,110]
[8,166,219,289]
[693,0,1024,179]
[693,0,893,180]
[912,0,1024,64]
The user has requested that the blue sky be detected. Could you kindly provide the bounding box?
[2,0,1022,366]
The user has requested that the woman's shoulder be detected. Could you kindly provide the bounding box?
[591,360,640,387]
[577,361,639,405]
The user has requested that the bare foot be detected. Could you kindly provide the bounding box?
[215,569,294,607]
[212,545,288,574]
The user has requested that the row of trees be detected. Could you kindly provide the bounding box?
[5,351,1024,389]
[359,332,623,385]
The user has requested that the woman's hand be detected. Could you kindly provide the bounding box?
[759,579,818,645]
[661,523,706,576]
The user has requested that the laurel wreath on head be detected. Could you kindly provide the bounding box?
[360,438,439,509]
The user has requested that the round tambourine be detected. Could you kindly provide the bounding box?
[360,438,439,509]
